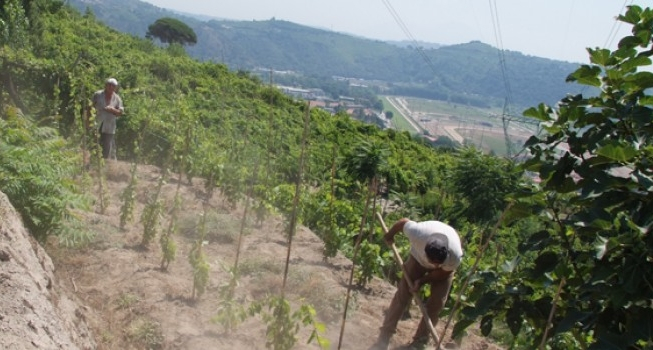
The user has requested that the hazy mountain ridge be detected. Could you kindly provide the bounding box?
[68,0,588,108]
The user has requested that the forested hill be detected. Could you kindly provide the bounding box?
[68,0,587,108]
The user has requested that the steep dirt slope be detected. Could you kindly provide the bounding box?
[0,191,95,350]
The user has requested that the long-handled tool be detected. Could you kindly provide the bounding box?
[376,212,440,349]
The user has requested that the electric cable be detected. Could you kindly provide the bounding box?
[381,0,438,76]
[604,0,634,50]
[488,0,514,116]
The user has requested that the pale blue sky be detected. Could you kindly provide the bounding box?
[141,0,647,64]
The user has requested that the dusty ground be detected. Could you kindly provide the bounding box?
[47,160,502,350]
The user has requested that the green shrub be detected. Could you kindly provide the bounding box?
[0,109,89,243]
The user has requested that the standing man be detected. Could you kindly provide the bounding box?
[372,218,463,350]
[92,78,124,159]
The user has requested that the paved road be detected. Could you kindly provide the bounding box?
[443,125,465,144]
[385,96,421,133]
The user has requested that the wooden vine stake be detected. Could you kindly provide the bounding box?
[281,101,311,295]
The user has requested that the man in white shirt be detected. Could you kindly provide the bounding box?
[92,78,124,159]
[372,218,464,350]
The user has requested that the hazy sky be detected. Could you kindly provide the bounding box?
[141,0,647,64]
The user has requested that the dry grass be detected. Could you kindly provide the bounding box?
[287,268,348,322]
[177,211,247,244]
[115,293,140,311]
[125,317,164,350]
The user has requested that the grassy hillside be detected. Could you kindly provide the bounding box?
[4,0,481,270]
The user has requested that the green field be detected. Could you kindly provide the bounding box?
[381,95,536,156]
[403,97,504,119]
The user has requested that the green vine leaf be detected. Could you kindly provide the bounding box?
[596,141,637,162]
[523,104,554,122]
[480,315,493,336]
[533,251,558,275]
[500,257,520,273]
[621,56,653,73]
[588,49,612,67]
[506,303,523,336]
[567,64,602,86]
[452,318,475,340]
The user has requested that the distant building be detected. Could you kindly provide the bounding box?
[276,85,315,99]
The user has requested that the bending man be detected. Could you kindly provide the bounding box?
[373,218,463,350]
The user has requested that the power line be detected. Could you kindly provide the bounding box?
[604,0,634,50]
[381,0,413,42]
[380,0,438,76]
[488,0,514,116]
[380,0,537,159]
[487,0,531,159]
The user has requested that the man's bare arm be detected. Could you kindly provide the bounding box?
[384,218,410,245]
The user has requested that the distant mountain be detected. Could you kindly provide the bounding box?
[67,0,589,109]
[386,40,443,50]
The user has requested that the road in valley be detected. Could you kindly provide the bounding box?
[384,96,421,133]
[385,96,466,144]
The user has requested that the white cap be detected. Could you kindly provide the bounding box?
[106,78,118,86]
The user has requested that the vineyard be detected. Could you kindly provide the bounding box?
[45,160,501,350]
[1,2,653,350]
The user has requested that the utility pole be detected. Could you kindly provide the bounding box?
[502,98,513,159]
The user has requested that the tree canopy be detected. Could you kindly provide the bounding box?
[453,5,653,348]
[146,17,196,46]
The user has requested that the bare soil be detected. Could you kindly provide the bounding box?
[47,160,502,350]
